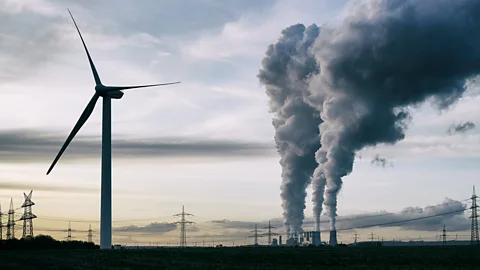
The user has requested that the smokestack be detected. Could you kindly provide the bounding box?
[329,230,337,246]
[279,235,282,245]
[312,231,321,246]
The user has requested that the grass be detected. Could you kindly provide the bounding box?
[1,245,479,269]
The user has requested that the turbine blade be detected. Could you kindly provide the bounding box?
[67,9,102,85]
[46,93,100,175]
[105,82,181,91]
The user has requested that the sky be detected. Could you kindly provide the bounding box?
[1,0,480,245]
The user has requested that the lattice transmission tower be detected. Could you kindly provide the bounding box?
[6,198,15,240]
[66,221,73,241]
[20,190,37,239]
[262,221,279,245]
[88,224,94,243]
[248,224,263,246]
[471,186,479,244]
[173,206,195,247]
[442,225,448,245]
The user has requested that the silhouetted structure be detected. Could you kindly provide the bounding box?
[471,186,479,244]
[87,224,93,243]
[6,199,15,240]
[173,206,194,247]
[263,221,279,245]
[20,190,36,239]
[442,225,447,245]
[248,224,262,246]
[66,222,73,241]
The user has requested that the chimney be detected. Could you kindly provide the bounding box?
[312,231,321,246]
[279,235,282,245]
[329,230,337,246]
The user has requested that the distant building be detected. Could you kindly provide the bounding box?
[271,239,278,246]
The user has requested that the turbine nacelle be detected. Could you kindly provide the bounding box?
[95,84,124,99]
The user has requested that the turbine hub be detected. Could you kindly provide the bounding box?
[95,85,123,99]
[95,84,107,92]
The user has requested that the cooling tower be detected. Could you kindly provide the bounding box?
[329,230,337,246]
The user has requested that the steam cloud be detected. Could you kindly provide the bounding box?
[258,24,322,238]
[260,0,480,233]
[447,121,476,135]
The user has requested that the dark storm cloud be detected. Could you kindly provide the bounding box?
[301,0,480,230]
[447,121,476,135]
[370,154,394,168]
[113,222,177,234]
[0,129,275,162]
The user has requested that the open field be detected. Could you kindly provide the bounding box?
[1,246,480,270]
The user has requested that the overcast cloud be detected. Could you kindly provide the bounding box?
[0,129,275,162]
[211,198,469,233]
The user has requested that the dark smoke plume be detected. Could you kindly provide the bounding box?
[371,154,394,168]
[447,121,476,135]
[305,0,480,230]
[258,24,322,237]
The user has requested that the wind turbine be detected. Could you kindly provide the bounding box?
[46,9,180,249]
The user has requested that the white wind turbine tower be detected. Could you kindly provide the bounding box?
[46,9,180,249]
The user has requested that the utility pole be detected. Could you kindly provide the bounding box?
[87,224,93,243]
[6,198,15,240]
[471,186,479,244]
[20,190,36,239]
[353,232,359,244]
[442,225,447,245]
[262,221,279,245]
[173,205,195,248]
[370,232,375,242]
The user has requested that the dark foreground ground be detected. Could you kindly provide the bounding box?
[1,245,480,270]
